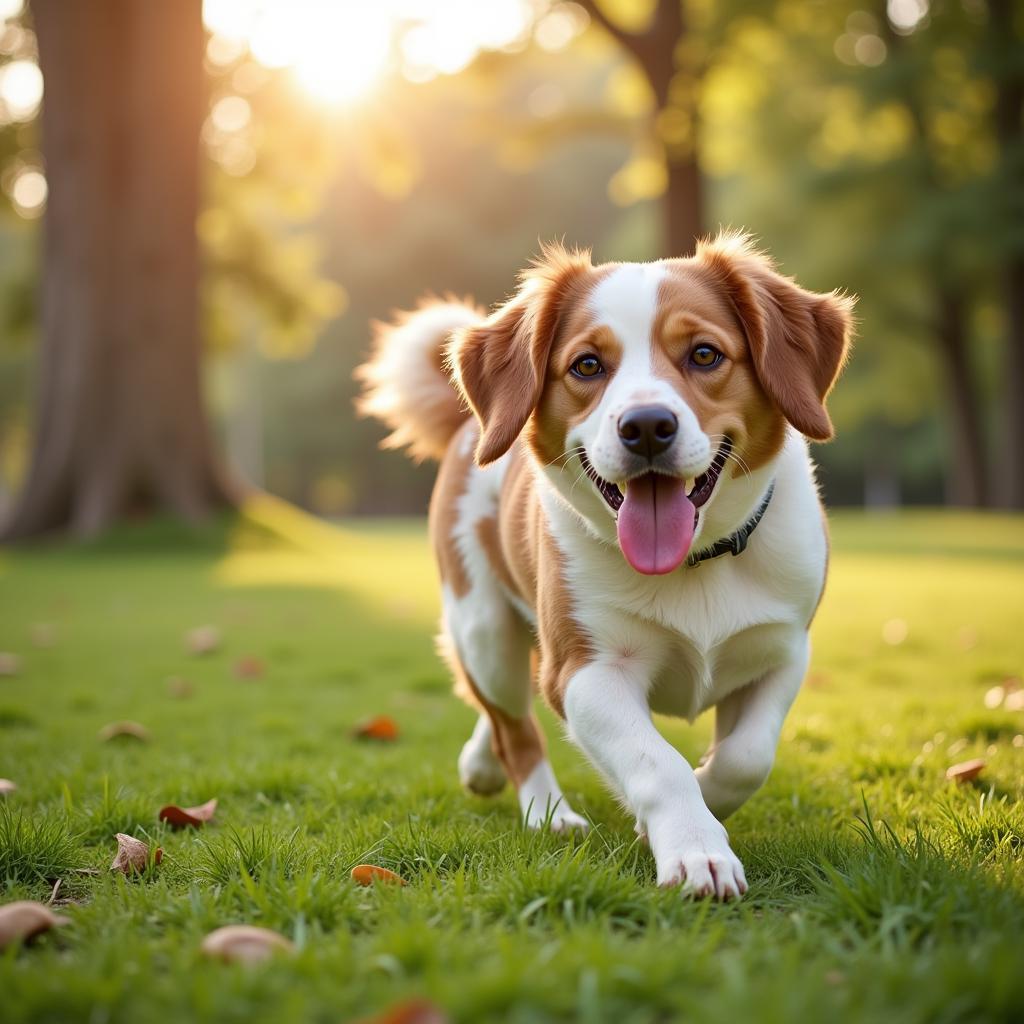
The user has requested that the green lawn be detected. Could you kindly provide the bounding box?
[1,500,1023,1023]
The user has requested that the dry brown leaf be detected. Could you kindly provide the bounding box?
[355,999,449,1024]
[233,655,265,679]
[353,715,400,742]
[31,623,57,648]
[166,676,194,699]
[946,758,986,784]
[199,924,295,964]
[48,879,61,905]
[159,798,218,829]
[350,864,407,887]
[0,900,70,949]
[110,833,163,874]
[185,625,221,655]
[0,778,16,796]
[0,652,21,676]
[98,720,151,742]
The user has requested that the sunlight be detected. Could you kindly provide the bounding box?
[202,0,545,106]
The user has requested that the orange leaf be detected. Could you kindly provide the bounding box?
[351,864,407,887]
[353,715,399,741]
[0,901,70,949]
[110,833,162,874]
[233,655,265,679]
[355,999,449,1024]
[159,798,218,829]
[946,758,985,784]
[200,924,295,964]
[98,721,151,742]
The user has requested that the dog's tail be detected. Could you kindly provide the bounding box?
[355,297,483,462]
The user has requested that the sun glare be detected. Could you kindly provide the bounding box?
[201,0,564,106]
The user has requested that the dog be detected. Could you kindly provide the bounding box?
[357,233,854,900]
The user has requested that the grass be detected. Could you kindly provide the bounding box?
[0,500,1022,1023]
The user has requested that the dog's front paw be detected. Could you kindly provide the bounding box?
[652,821,747,900]
[523,799,589,833]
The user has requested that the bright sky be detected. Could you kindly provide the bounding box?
[201,0,585,105]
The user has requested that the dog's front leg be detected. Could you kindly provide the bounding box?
[564,663,747,900]
[695,637,809,820]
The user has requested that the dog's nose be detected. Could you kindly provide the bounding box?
[618,405,678,458]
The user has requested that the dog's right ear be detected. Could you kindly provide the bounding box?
[450,244,592,466]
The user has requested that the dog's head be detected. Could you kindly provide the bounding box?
[450,233,854,575]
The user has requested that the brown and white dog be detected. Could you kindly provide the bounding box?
[357,233,854,900]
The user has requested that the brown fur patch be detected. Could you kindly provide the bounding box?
[428,421,477,598]
[536,523,593,719]
[450,244,598,466]
[653,266,788,473]
[694,234,855,441]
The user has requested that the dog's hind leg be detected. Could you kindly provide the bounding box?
[441,590,587,831]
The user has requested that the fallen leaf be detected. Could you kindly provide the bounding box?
[110,833,162,874]
[159,798,218,829]
[946,759,986,784]
[98,720,151,742]
[0,652,21,676]
[351,864,407,887]
[31,623,57,648]
[0,901,70,949]
[0,778,16,796]
[353,715,399,741]
[233,655,265,679]
[199,924,295,964]
[185,625,221,655]
[48,879,61,905]
[166,676,194,699]
[355,998,449,1024]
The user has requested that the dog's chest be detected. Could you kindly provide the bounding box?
[648,621,798,719]
[608,559,811,720]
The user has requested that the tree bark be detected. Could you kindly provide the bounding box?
[4,0,234,540]
[578,0,702,256]
[935,289,988,507]
[990,0,1024,507]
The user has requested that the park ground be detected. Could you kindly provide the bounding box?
[1,501,1023,1023]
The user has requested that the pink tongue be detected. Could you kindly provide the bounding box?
[616,474,695,575]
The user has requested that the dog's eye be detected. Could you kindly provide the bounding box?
[571,355,604,379]
[689,344,723,370]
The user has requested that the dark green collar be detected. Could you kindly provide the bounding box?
[687,482,775,568]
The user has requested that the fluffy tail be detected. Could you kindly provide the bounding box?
[355,298,483,462]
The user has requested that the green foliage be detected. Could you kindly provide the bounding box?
[0,512,1022,1021]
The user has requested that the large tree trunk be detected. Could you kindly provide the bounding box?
[936,289,988,507]
[990,0,1024,508]
[3,0,234,540]
[578,1,702,256]
[1002,256,1024,508]
[664,154,703,257]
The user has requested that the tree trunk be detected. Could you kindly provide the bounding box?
[577,1,702,256]
[990,0,1024,508]
[936,289,988,507]
[1002,256,1024,507]
[664,154,703,257]
[3,0,234,540]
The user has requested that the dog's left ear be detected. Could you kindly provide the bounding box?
[450,244,592,465]
[697,233,855,441]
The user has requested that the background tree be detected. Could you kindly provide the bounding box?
[1,0,233,539]
[578,0,702,255]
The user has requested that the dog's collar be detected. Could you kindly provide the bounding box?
[686,481,775,568]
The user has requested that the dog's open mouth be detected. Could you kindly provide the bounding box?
[579,439,732,576]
